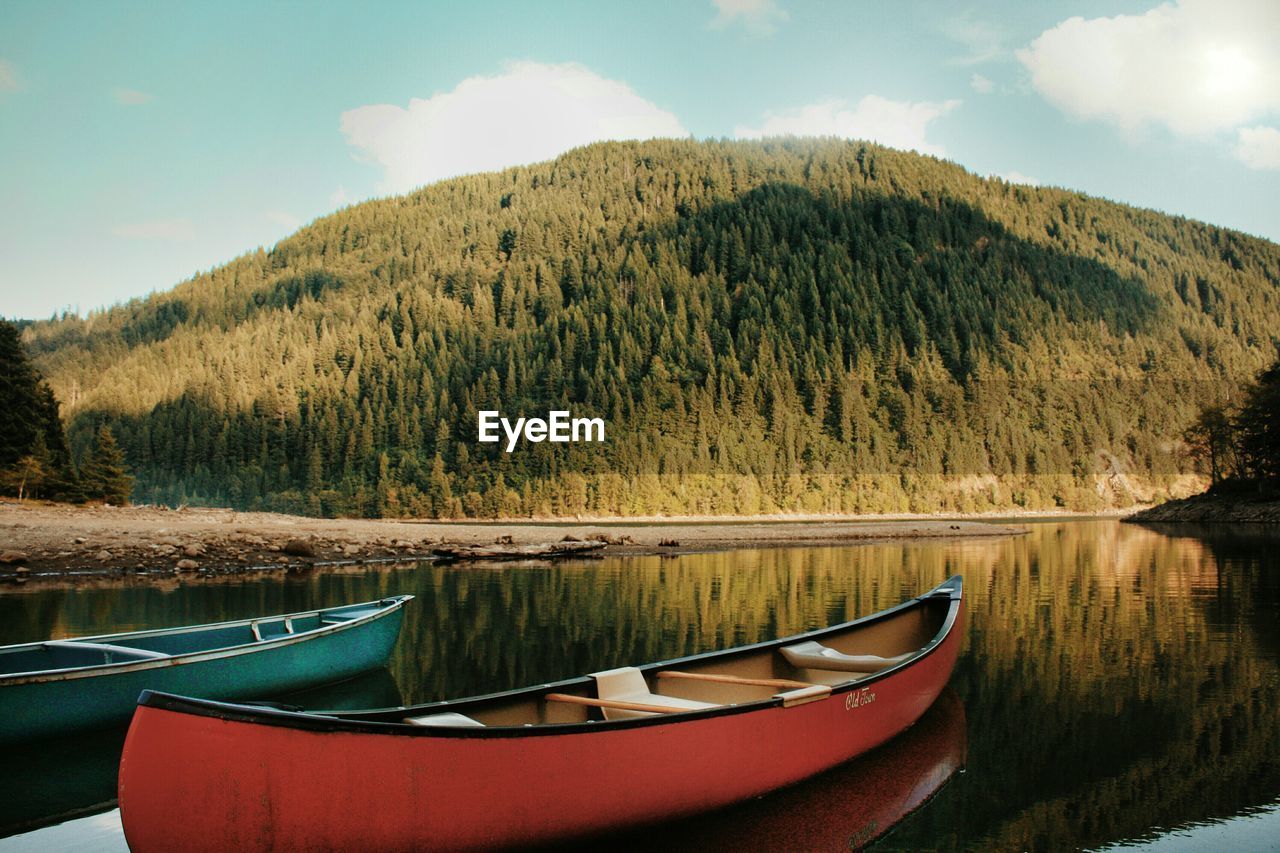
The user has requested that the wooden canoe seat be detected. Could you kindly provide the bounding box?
[589,667,717,720]
[780,640,912,674]
[402,712,485,728]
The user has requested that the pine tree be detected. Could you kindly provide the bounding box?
[81,426,135,504]
[0,319,42,468]
[1183,405,1236,484]
[35,381,80,500]
[1235,360,1280,484]
[0,319,79,500]
[424,454,452,517]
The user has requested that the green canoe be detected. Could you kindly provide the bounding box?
[0,595,412,744]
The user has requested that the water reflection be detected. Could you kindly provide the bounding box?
[0,728,123,838]
[279,667,403,711]
[0,520,1277,851]
[567,689,967,852]
[0,669,402,838]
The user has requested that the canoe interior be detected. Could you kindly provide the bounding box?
[0,600,395,679]
[338,580,957,730]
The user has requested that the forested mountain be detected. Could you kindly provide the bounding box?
[21,139,1280,517]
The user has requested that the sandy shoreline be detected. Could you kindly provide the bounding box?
[0,501,1028,583]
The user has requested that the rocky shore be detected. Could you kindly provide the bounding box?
[0,501,1026,583]
[1125,486,1280,524]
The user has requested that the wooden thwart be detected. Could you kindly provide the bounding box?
[544,693,695,716]
[776,684,832,707]
[656,670,815,691]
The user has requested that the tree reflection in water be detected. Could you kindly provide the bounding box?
[0,520,1276,850]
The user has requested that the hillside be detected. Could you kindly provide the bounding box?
[21,138,1280,517]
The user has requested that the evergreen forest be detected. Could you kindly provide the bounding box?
[18,138,1280,517]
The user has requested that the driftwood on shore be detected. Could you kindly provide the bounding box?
[431,540,607,561]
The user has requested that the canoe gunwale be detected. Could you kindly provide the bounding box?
[0,595,414,687]
[137,576,962,739]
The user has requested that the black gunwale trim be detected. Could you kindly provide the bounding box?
[138,576,962,739]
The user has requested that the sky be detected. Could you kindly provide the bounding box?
[1,0,1278,320]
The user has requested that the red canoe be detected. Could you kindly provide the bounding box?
[119,576,964,851]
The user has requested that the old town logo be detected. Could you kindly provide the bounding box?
[844,687,876,710]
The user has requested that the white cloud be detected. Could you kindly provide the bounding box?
[1235,126,1280,169]
[330,186,349,207]
[0,59,18,92]
[340,61,687,193]
[1017,0,1280,137]
[111,219,195,240]
[734,96,961,157]
[710,0,788,36]
[943,15,1007,65]
[996,170,1040,186]
[970,73,994,94]
[112,88,153,106]
[264,210,301,229]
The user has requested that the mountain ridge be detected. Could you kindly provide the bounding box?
[21,138,1280,517]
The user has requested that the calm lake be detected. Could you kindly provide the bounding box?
[1,519,1278,851]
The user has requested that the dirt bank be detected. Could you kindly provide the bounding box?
[1125,488,1280,524]
[0,501,1026,583]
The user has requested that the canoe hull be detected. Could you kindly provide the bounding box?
[0,601,407,743]
[605,687,966,851]
[120,595,963,851]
